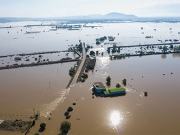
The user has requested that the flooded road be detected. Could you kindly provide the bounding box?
[0,21,180,134]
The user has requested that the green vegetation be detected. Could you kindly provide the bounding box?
[117,47,120,53]
[106,76,111,82]
[77,43,83,53]
[14,57,21,61]
[112,44,117,53]
[100,37,105,41]
[40,123,46,130]
[159,46,162,49]
[86,59,96,71]
[162,46,168,53]
[107,48,110,53]
[34,133,39,135]
[90,51,95,56]
[96,41,101,45]
[106,76,111,86]
[67,107,73,112]
[81,73,88,79]
[66,115,71,119]
[174,45,180,52]
[60,121,71,133]
[122,79,127,86]
[69,67,76,76]
[64,111,69,116]
[96,51,99,55]
[169,45,173,49]
[81,78,85,82]
[116,83,121,88]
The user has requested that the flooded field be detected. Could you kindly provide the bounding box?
[0,21,180,134]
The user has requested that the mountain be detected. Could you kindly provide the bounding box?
[61,12,137,20]
[0,12,137,22]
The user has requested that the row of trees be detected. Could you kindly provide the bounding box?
[85,59,96,71]
[106,76,127,86]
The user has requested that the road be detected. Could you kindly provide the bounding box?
[69,42,86,87]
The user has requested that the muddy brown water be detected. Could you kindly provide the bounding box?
[1,22,180,134]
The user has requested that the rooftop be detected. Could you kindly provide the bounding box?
[93,82,106,89]
[108,87,126,93]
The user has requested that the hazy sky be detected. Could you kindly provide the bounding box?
[0,0,180,17]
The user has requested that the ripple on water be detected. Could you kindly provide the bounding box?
[40,89,67,117]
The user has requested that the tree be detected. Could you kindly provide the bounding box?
[96,41,101,45]
[64,111,69,116]
[162,46,168,53]
[106,76,111,82]
[60,121,71,133]
[116,83,121,88]
[34,133,39,135]
[122,79,127,86]
[90,51,95,55]
[67,107,73,112]
[81,73,88,79]
[170,45,173,49]
[40,123,46,130]
[69,67,75,76]
[100,37,105,41]
[96,51,99,55]
[106,81,111,86]
[112,44,117,53]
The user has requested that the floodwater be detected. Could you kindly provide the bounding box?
[0,21,180,134]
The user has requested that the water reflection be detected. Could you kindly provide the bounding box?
[109,110,123,127]
[95,57,110,78]
[161,54,167,59]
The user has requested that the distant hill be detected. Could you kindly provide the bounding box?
[61,12,137,20]
[1,13,180,23]
[0,12,137,22]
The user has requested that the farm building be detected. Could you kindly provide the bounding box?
[104,87,126,97]
[92,82,106,94]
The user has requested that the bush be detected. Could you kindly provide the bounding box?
[34,133,39,135]
[106,76,111,82]
[66,115,71,119]
[81,78,85,82]
[90,51,95,55]
[60,121,71,133]
[122,79,127,86]
[100,37,105,41]
[40,123,46,129]
[64,111,69,116]
[86,59,96,70]
[96,41,101,45]
[96,51,99,55]
[81,73,88,79]
[116,83,121,88]
[106,81,111,86]
[69,67,75,76]
[67,107,73,112]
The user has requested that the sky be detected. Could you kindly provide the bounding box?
[0,0,180,17]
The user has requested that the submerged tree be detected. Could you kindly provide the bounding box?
[106,76,111,82]
[40,123,46,131]
[60,121,71,133]
[122,79,127,86]
[116,83,121,88]
[106,76,111,86]
[90,51,95,56]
